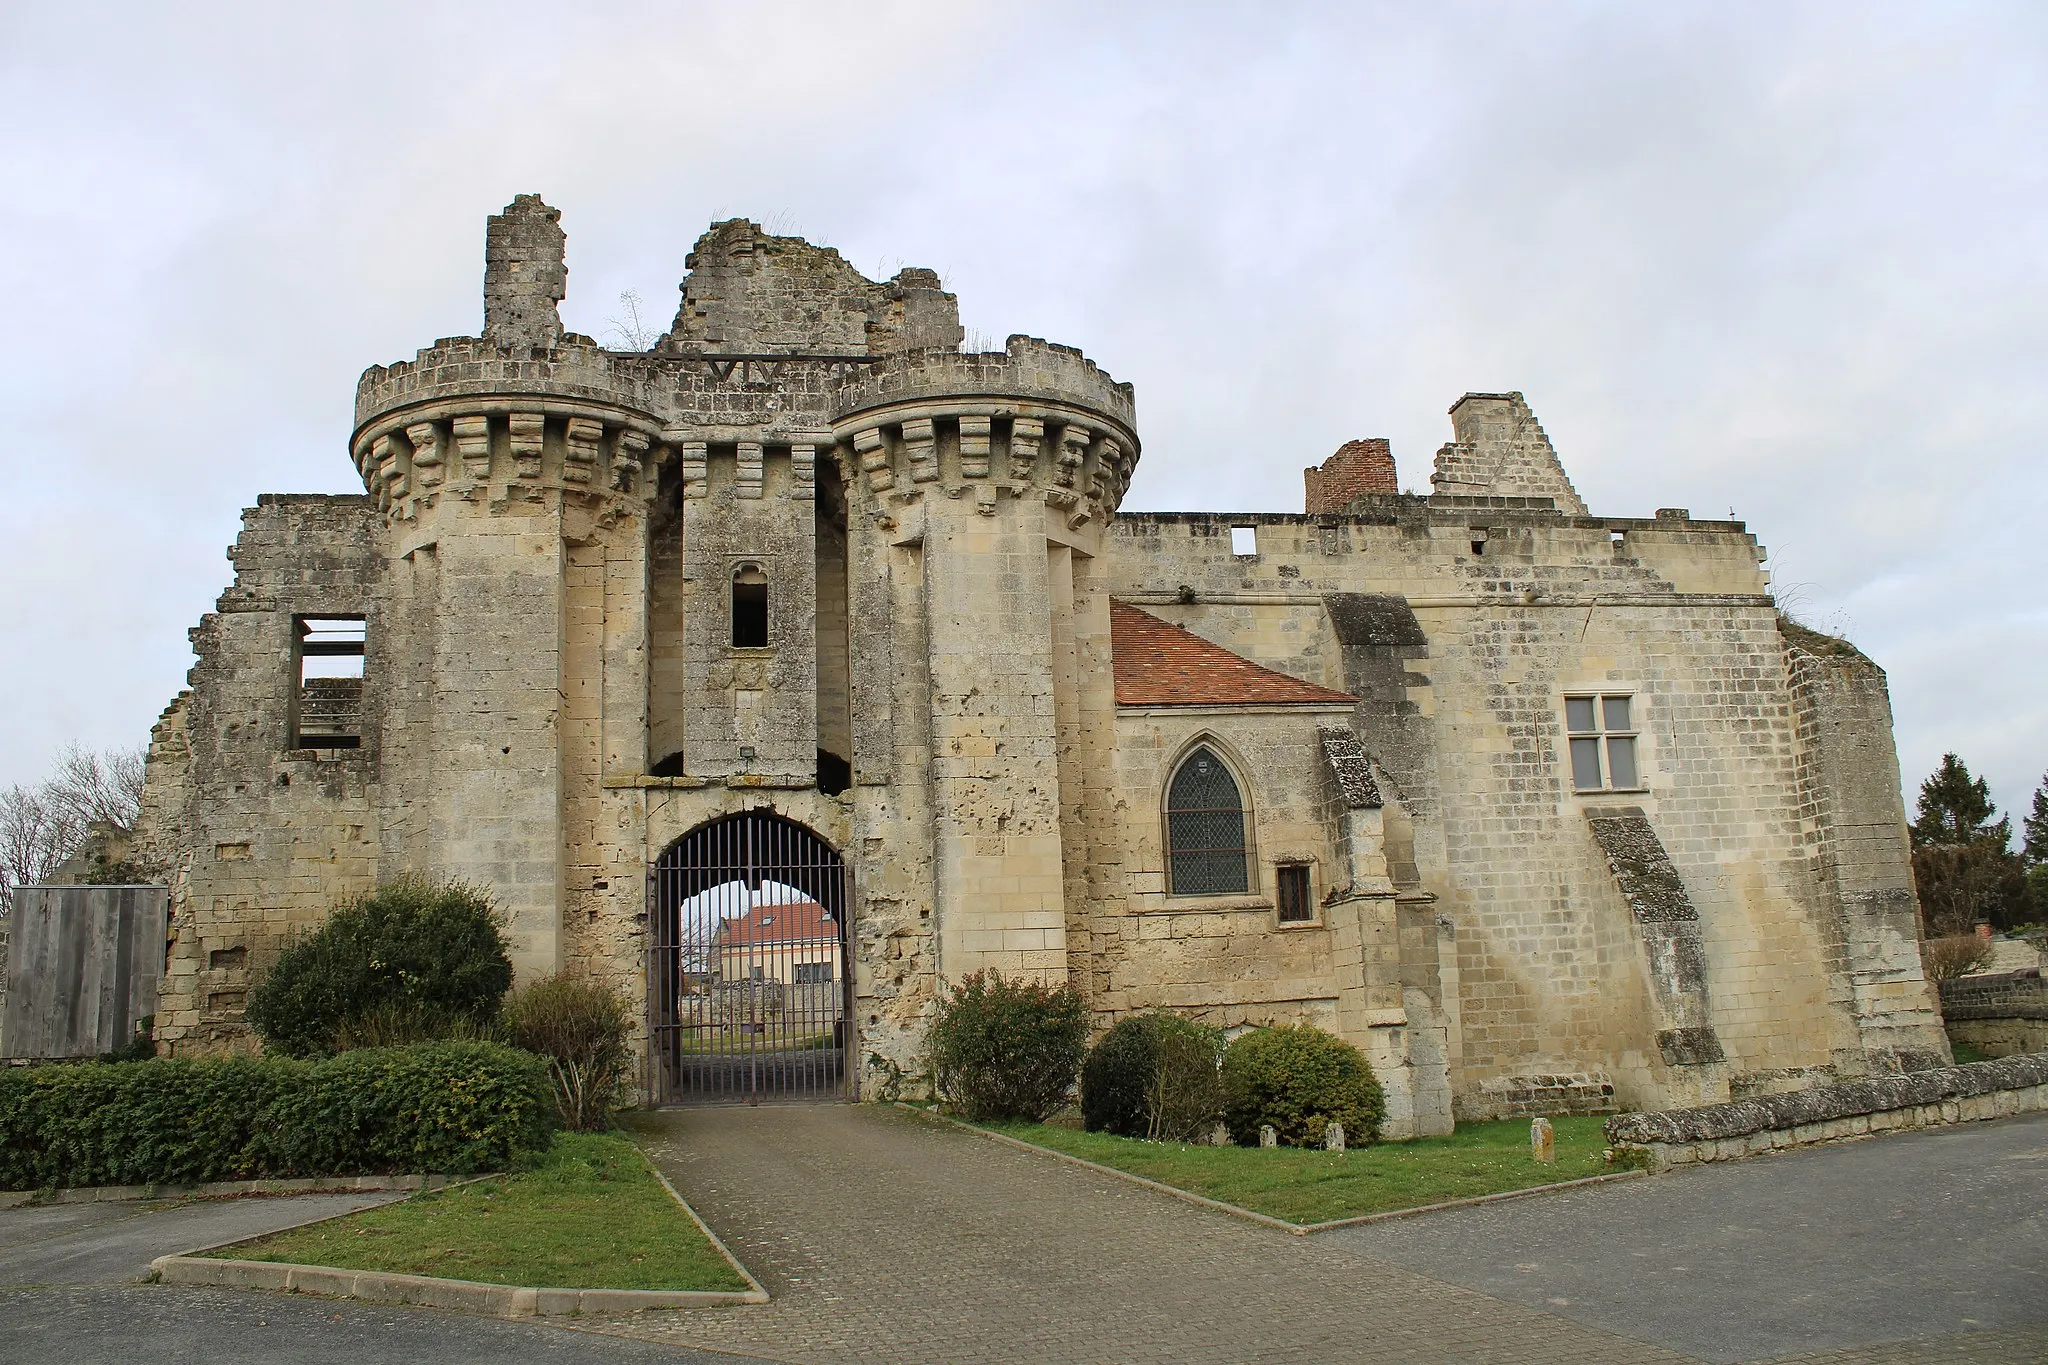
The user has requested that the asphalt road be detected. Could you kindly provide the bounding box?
[0,1286,740,1364]
[1326,1110,2048,1363]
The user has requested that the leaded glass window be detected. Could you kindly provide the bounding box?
[1167,746,1249,895]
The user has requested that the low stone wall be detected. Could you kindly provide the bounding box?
[1604,1053,2048,1171]
[1940,969,2048,1060]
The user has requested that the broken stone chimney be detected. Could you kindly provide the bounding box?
[1304,438,1398,513]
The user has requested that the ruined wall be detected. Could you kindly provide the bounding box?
[1784,621,1951,1074]
[155,496,385,1053]
[1105,496,1884,1116]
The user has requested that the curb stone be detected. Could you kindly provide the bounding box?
[0,1172,474,1210]
[899,1104,1645,1235]
[145,1142,769,1317]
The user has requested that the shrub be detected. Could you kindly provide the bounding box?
[1220,1023,1384,1147]
[1080,1011,1225,1141]
[503,973,635,1131]
[925,971,1087,1122]
[1921,933,1994,981]
[248,876,513,1057]
[0,1041,554,1190]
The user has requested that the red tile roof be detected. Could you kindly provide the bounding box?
[1109,601,1357,708]
[713,898,838,948]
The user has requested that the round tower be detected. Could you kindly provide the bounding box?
[348,195,666,983]
[825,338,1139,998]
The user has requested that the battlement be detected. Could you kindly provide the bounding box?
[831,334,1136,430]
[354,334,661,436]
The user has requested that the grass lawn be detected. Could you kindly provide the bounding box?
[209,1131,750,1292]
[1950,1039,1993,1065]
[979,1114,1618,1225]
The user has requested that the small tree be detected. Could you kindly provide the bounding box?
[1081,1011,1224,1141]
[2022,771,2048,867]
[924,971,1087,1122]
[248,876,513,1057]
[1912,753,2006,849]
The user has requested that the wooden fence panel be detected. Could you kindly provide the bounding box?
[0,886,167,1058]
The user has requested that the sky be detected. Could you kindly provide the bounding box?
[2,1,2045,821]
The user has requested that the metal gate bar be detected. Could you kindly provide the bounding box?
[647,812,851,1104]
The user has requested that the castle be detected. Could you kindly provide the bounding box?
[133,195,1951,1131]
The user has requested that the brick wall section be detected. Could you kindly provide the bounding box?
[1304,438,1398,512]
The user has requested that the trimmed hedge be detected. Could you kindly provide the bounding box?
[0,1041,554,1190]
[1221,1023,1385,1147]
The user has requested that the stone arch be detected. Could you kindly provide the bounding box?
[647,809,850,1102]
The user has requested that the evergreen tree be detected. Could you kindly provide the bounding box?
[2023,771,2048,866]
[1912,753,2005,849]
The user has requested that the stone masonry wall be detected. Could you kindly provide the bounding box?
[1105,498,1878,1117]
[155,496,384,1053]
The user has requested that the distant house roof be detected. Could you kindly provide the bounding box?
[1109,601,1357,708]
[713,899,838,949]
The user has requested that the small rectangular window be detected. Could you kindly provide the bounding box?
[1564,693,1643,793]
[294,616,364,750]
[794,961,833,984]
[732,567,769,648]
[1230,525,1258,556]
[1276,864,1314,923]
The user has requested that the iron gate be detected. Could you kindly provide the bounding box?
[647,811,852,1103]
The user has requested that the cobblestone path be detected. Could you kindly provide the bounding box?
[592,1104,1697,1364]
[589,1104,2048,1365]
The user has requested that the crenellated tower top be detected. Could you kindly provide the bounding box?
[346,197,1138,527]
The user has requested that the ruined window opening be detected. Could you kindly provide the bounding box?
[816,748,851,796]
[1166,745,1250,896]
[1565,693,1642,793]
[293,616,364,750]
[1230,525,1258,557]
[1471,538,1487,557]
[732,565,769,648]
[1275,864,1314,923]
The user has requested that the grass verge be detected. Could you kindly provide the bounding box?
[979,1114,1617,1224]
[208,1130,749,1291]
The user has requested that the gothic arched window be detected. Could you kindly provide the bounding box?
[1165,745,1250,896]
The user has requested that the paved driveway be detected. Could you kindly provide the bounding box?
[594,1104,2048,1365]
[1328,1111,2048,1364]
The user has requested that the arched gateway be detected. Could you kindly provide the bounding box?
[648,812,851,1103]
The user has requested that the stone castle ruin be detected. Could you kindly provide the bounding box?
[130,195,1951,1131]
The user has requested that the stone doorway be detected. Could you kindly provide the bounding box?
[646,811,853,1104]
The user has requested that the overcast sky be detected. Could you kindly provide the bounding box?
[3,2,2044,821]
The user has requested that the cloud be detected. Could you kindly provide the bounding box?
[2,1,2045,819]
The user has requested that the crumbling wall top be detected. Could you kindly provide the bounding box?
[483,194,567,352]
[1429,392,1588,516]
[662,219,963,356]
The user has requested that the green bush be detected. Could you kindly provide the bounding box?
[1080,1011,1225,1141]
[503,973,635,1131]
[248,877,513,1057]
[0,1041,554,1190]
[925,971,1087,1122]
[1220,1023,1384,1147]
